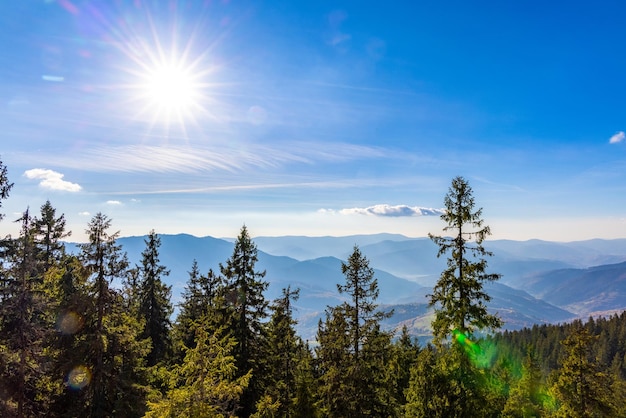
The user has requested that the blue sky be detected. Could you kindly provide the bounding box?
[0,0,625,242]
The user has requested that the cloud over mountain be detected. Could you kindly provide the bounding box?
[23,169,81,192]
[323,204,444,217]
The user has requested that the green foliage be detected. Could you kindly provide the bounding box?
[0,210,54,416]
[146,324,250,418]
[136,230,173,366]
[220,225,269,417]
[33,200,70,272]
[428,176,502,342]
[0,156,13,221]
[264,286,300,417]
[502,347,548,417]
[292,343,320,418]
[549,324,617,417]
[73,213,149,417]
[1,162,625,417]
[251,394,281,418]
[316,246,397,417]
[389,326,420,406]
[173,261,225,363]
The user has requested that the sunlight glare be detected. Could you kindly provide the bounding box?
[143,63,197,113]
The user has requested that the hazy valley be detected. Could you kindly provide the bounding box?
[75,233,626,340]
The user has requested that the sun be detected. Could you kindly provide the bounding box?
[143,62,198,115]
[110,3,222,136]
[134,57,206,130]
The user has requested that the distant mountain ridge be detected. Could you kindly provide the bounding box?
[65,233,626,340]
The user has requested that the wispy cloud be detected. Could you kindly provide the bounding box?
[327,10,351,49]
[106,200,122,205]
[37,142,390,174]
[321,204,445,217]
[23,169,82,192]
[78,211,90,216]
[609,131,625,144]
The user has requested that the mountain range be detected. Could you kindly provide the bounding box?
[70,233,626,341]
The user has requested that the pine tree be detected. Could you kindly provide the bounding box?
[47,254,92,416]
[428,176,502,343]
[316,246,396,416]
[502,347,547,417]
[315,307,353,417]
[264,286,300,417]
[406,177,503,417]
[404,344,451,417]
[389,326,420,407]
[77,213,148,417]
[404,341,498,418]
[220,225,269,417]
[292,342,319,418]
[173,260,224,360]
[0,210,52,416]
[136,230,173,367]
[145,323,250,418]
[33,200,70,272]
[550,324,616,417]
[338,245,391,360]
[0,157,13,221]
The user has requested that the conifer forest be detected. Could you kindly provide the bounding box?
[1,158,626,417]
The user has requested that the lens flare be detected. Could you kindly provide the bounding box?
[452,329,497,369]
[67,365,91,390]
[56,311,84,335]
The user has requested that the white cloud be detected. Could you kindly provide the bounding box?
[23,168,81,192]
[78,211,90,216]
[34,142,390,174]
[106,200,122,205]
[321,204,445,217]
[609,131,625,144]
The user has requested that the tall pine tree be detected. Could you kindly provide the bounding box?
[316,246,395,416]
[264,286,301,417]
[136,230,173,367]
[407,176,503,417]
[428,176,502,342]
[77,213,148,417]
[220,225,269,417]
[0,210,52,417]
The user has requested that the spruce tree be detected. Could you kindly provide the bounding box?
[264,286,300,417]
[220,225,269,417]
[404,344,451,417]
[502,347,547,417]
[47,254,92,416]
[315,306,353,416]
[0,210,52,417]
[389,326,420,407]
[428,176,502,342]
[407,176,503,417]
[34,200,70,272]
[0,157,13,221]
[316,246,395,416]
[136,230,173,367]
[550,324,616,417]
[146,322,250,418]
[292,342,319,418]
[173,260,224,359]
[77,213,148,417]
